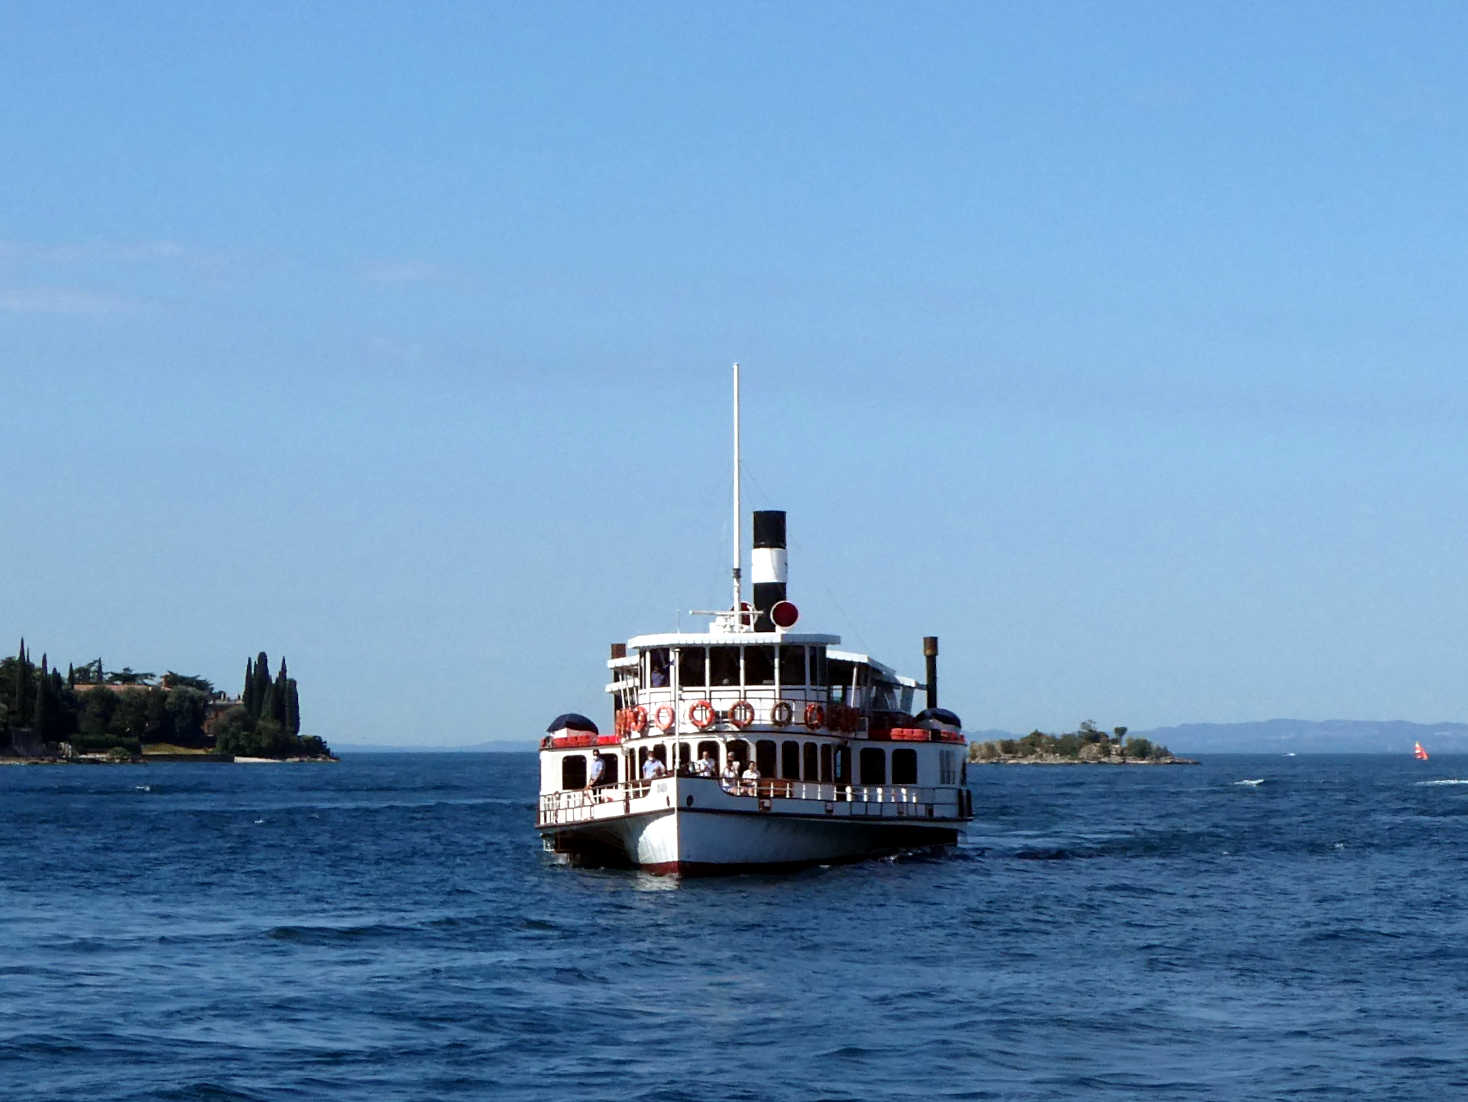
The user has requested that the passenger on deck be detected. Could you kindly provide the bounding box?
[741,761,761,795]
[642,753,667,780]
[694,750,716,777]
[721,759,741,791]
[587,749,606,791]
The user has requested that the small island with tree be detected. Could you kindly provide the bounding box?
[969,721,1195,765]
[1,640,333,763]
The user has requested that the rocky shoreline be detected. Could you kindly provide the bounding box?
[2,752,336,766]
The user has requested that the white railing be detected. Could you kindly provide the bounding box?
[537,778,962,826]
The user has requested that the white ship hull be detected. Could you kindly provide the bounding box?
[538,775,965,875]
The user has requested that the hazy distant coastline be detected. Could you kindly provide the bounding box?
[334,719,1468,756]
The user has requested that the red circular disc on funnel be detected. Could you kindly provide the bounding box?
[771,600,799,628]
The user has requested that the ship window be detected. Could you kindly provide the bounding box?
[756,739,777,778]
[941,750,959,785]
[677,742,693,769]
[646,648,670,688]
[834,746,850,784]
[778,645,805,687]
[781,740,800,779]
[828,659,855,693]
[697,740,720,763]
[562,755,587,789]
[892,748,917,785]
[709,646,739,687]
[900,686,914,713]
[601,755,619,785]
[638,745,668,774]
[803,742,817,781]
[859,748,886,785]
[745,645,774,686]
[810,647,827,689]
[679,647,706,689]
[728,739,751,767]
[820,744,833,782]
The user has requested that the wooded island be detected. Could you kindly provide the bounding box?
[1,641,333,762]
[969,721,1193,764]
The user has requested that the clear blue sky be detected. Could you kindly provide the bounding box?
[5,2,1467,744]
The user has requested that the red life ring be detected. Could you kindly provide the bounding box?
[689,699,716,730]
[804,703,825,729]
[630,705,648,734]
[730,700,755,729]
[771,700,794,726]
[654,704,675,732]
[614,709,627,737]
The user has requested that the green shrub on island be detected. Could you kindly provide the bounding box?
[212,707,330,759]
[71,733,142,757]
[969,721,1176,763]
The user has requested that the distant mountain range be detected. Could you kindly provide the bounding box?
[333,739,529,754]
[1136,719,1468,755]
[336,720,1468,756]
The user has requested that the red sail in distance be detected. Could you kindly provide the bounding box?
[1414,741,1429,760]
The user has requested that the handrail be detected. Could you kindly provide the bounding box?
[538,778,957,814]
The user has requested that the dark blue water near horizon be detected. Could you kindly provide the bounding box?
[4,753,1466,1101]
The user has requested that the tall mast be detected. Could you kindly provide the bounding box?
[732,362,742,621]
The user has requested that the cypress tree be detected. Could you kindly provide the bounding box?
[271,658,288,726]
[259,680,276,727]
[284,679,300,735]
[50,667,67,740]
[243,658,256,717]
[33,655,51,740]
[252,652,271,719]
[13,639,30,730]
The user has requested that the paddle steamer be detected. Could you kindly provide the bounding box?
[536,366,973,874]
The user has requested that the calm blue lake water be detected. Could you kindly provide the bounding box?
[3,752,1466,1100]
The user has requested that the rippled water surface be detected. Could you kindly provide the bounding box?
[3,752,1467,1100]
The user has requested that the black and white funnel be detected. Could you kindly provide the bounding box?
[753,510,797,630]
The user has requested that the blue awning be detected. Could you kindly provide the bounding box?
[545,713,599,734]
[914,707,962,729]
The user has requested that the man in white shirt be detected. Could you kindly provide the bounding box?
[740,761,761,795]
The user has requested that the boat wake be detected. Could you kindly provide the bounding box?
[1417,779,1468,787]
[1234,778,1265,787]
